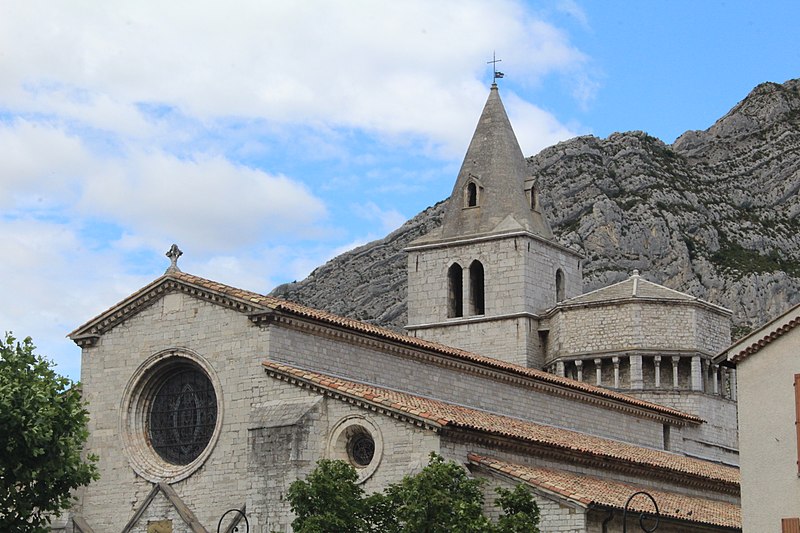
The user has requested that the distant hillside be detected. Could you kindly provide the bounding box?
[271,79,800,338]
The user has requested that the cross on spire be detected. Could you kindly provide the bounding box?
[487,52,504,83]
[165,244,183,273]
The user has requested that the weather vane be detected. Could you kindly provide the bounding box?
[487,51,504,83]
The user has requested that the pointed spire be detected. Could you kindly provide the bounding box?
[438,84,552,239]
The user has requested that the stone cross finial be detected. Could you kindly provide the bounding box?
[165,244,183,273]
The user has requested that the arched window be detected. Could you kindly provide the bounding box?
[555,269,565,302]
[469,260,485,315]
[466,182,478,207]
[447,263,463,318]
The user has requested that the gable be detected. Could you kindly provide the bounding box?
[68,273,273,347]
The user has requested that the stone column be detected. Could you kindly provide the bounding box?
[671,356,680,389]
[594,358,602,386]
[556,360,565,378]
[630,354,643,390]
[612,357,621,389]
[729,368,737,401]
[654,356,661,388]
[462,268,472,316]
[712,364,720,395]
[575,359,583,382]
[691,356,703,391]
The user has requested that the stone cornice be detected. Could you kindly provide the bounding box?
[445,428,739,496]
[68,276,269,346]
[259,310,699,426]
[547,348,721,364]
[264,366,444,433]
[543,295,732,318]
[405,229,583,258]
[406,311,541,331]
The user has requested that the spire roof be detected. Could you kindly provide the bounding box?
[436,84,552,240]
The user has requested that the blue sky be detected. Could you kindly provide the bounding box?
[1,0,798,380]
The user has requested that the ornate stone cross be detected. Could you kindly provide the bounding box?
[165,244,183,273]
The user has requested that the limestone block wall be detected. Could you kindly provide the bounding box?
[407,234,581,328]
[546,301,730,363]
[249,379,440,532]
[633,391,738,465]
[78,291,270,531]
[475,471,587,533]
[269,323,672,452]
[409,316,542,368]
[522,236,582,312]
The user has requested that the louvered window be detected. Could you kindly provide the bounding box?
[782,517,800,533]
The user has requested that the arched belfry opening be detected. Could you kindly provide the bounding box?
[465,181,478,208]
[469,260,485,315]
[556,269,565,303]
[447,263,463,318]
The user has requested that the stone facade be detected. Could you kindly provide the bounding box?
[66,84,742,532]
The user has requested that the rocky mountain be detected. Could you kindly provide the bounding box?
[271,79,800,338]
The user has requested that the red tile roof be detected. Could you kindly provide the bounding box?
[262,360,739,488]
[468,454,740,529]
[720,301,800,364]
[148,272,701,423]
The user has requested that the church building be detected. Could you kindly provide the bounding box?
[65,84,742,532]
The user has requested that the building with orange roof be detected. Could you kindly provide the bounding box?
[65,84,741,532]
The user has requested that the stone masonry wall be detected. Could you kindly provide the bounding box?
[78,291,271,531]
[248,378,440,532]
[409,316,540,368]
[407,234,581,327]
[546,301,730,362]
[269,322,669,451]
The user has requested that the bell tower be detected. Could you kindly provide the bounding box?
[406,83,582,368]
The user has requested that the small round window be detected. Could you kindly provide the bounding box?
[148,366,217,465]
[348,433,375,467]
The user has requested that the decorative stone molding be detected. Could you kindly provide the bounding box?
[119,348,224,484]
[327,415,384,483]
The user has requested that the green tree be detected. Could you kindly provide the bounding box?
[286,453,539,533]
[0,334,98,532]
[287,459,370,533]
[495,484,541,533]
[384,453,491,533]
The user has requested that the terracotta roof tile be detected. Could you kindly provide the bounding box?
[262,360,739,488]
[158,271,701,423]
[468,454,740,529]
[559,272,730,316]
[721,301,800,364]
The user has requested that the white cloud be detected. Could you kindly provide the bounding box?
[80,151,329,253]
[352,201,407,234]
[0,0,596,380]
[0,0,592,153]
[504,92,587,156]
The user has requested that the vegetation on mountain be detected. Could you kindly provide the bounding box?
[273,79,800,339]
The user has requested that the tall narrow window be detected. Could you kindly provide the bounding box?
[469,260,485,315]
[555,269,565,302]
[448,263,463,318]
[466,182,478,207]
[530,185,538,210]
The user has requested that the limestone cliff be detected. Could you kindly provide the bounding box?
[271,79,800,338]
